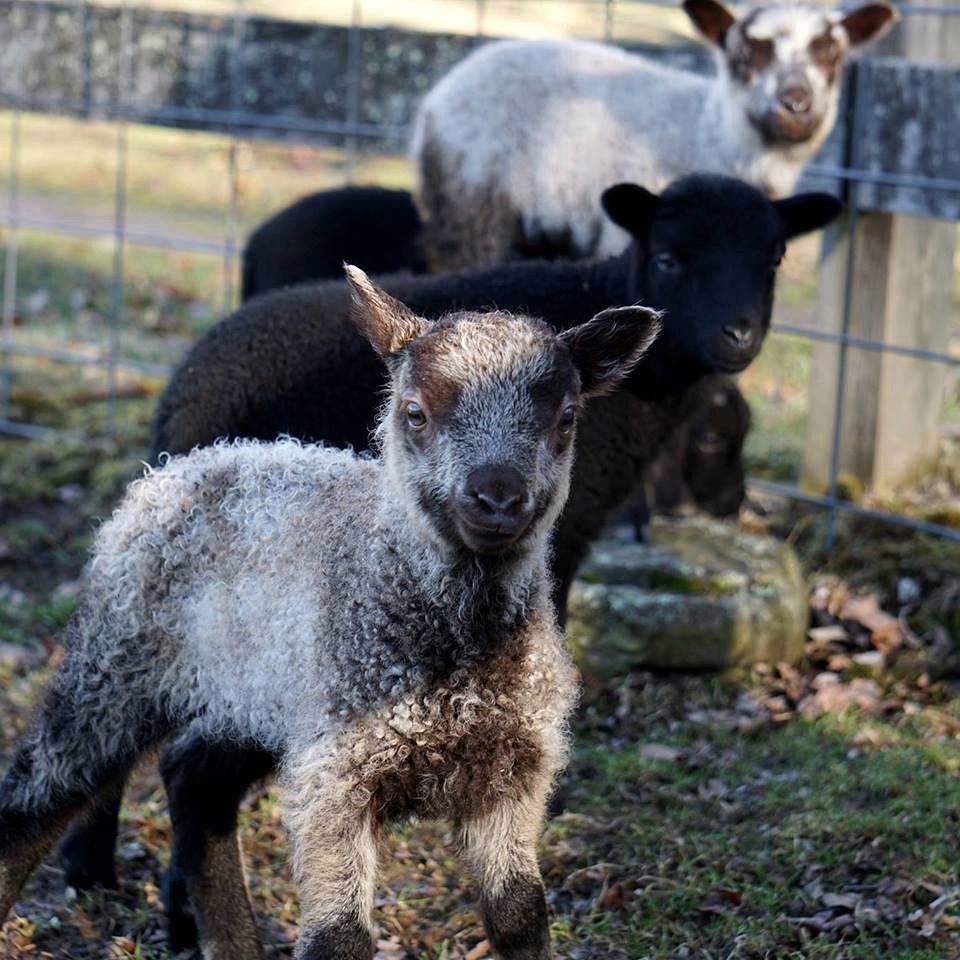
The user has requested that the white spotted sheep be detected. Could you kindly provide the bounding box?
[0,268,661,960]
[411,0,896,269]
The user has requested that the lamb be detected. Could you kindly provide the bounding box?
[241,186,425,301]
[411,0,896,270]
[57,175,842,929]
[0,268,660,959]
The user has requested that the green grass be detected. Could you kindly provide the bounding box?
[553,706,960,959]
[0,593,77,647]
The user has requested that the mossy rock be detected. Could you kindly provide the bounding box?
[567,516,808,678]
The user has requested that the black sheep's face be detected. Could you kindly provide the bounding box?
[682,377,751,517]
[602,176,842,376]
[649,375,750,518]
[344,267,660,558]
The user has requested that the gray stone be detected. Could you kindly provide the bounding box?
[566,516,808,678]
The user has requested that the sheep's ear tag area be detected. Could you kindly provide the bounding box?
[343,263,428,358]
[773,193,844,240]
[600,183,661,238]
[840,1,900,47]
[560,305,662,399]
[682,0,737,47]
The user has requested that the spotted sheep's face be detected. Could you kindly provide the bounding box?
[685,0,898,147]
[343,266,660,557]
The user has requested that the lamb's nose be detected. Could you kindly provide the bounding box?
[466,465,528,519]
[779,83,812,114]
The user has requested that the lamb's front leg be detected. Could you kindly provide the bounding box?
[459,786,553,960]
[281,752,379,960]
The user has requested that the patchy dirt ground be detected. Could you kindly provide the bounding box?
[0,407,959,960]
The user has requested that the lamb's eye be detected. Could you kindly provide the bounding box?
[772,251,785,270]
[558,404,577,433]
[654,252,681,273]
[405,401,427,428]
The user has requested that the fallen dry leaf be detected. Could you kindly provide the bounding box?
[822,892,860,911]
[596,881,632,911]
[697,888,745,916]
[852,650,886,669]
[808,625,849,643]
[840,595,901,648]
[640,743,683,762]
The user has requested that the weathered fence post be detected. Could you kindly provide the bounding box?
[800,10,960,495]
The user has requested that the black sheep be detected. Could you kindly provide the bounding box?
[241,185,425,300]
[60,176,841,947]
[245,184,752,528]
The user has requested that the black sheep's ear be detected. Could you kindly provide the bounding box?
[683,0,737,47]
[344,264,428,358]
[774,193,844,239]
[561,305,662,399]
[601,183,661,238]
[839,1,899,47]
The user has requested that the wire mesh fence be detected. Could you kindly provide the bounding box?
[0,0,958,547]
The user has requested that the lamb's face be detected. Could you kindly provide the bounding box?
[391,313,583,556]
[343,266,660,559]
[602,176,841,377]
[685,0,897,148]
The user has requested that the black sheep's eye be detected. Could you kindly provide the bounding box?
[772,250,785,269]
[558,404,577,433]
[654,252,681,273]
[406,401,427,429]
[697,430,724,454]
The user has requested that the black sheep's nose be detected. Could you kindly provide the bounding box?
[722,321,755,351]
[778,83,812,115]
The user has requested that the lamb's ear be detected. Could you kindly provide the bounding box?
[601,183,661,237]
[344,264,427,358]
[774,193,843,239]
[683,0,737,47]
[561,306,662,399]
[838,1,899,47]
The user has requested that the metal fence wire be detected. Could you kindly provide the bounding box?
[0,0,959,548]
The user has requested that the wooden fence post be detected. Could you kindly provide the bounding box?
[800,6,960,495]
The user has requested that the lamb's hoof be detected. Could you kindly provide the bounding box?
[163,866,200,954]
[58,839,119,891]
